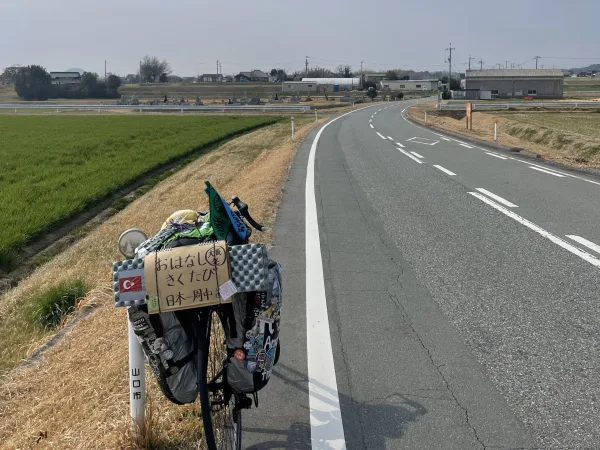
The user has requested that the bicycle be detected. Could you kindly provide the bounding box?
[117,184,269,450]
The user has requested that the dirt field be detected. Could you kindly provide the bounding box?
[0,116,324,449]
[409,102,600,169]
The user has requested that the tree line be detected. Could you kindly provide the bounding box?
[0,65,122,100]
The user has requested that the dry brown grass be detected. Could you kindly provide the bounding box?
[0,115,325,449]
[409,102,600,169]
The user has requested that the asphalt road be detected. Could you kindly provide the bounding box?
[244,99,600,449]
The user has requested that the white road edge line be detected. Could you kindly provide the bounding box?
[475,188,518,207]
[469,192,600,268]
[399,148,423,164]
[306,106,378,449]
[486,152,507,160]
[387,136,394,140]
[410,151,425,159]
[433,165,456,176]
[396,142,405,148]
[376,132,387,140]
[369,124,374,129]
[566,235,600,255]
[441,137,451,141]
[529,166,565,177]
[459,143,474,148]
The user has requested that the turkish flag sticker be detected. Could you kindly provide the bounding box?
[120,276,143,293]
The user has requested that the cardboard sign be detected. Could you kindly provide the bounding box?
[144,241,231,314]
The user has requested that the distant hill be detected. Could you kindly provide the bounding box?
[569,64,600,74]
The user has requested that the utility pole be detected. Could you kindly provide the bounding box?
[446,43,455,85]
[478,59,484,70]
[360,60,363,87]
[468,55,475,70]
[498,63,502,69]
[534,56,541,69]
[305,55,309,78]
[217,60,219,74]
[105,60,107,80]
[505,60,509,69]
[139,60,142,83]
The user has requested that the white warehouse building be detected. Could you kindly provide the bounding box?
[379,79,439,91]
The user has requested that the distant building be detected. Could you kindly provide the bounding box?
[50,72,81,85]
[301,78,360,91]
[234,70,270,82]
[282,81,319,93]
[200,74,223,83]
[465,69,564,99]
[364,73,385,83]
[379,79,439,91]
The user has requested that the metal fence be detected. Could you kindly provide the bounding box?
[0,104,312,112]
[438,102,600,111]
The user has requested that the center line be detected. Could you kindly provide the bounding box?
[529,166,565,177]
[476,188,518,207]
[410,151,425,159]
[459,143,474,148]
[433,165,456,176]
[566,235,600,255]
[396,142,405,148]
[441,137,451,141]
[470,192,600,269]
[369,124,374,129]
[486,152,507,160]
[399,148,423,164]
[387,136,394,140]
[376,132,387,140]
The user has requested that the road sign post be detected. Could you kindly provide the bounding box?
[128,318,146,437]
[424,111,427,123]
[494,119,498,142]
[291,116,295,142]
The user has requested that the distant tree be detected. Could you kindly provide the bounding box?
[385,70,399,80]
[366,86,378,100]
[439,76,461,90]
[0,65,22,85]
[79,72,99,97]
[107,74,121,92]
[15,65,52,100]
[336,65,353,77]
[441,91,452,100]
[400,75,410,80]
[394,91,404,100]
[159,73,168,83]
[140,55,171,83]
[270,68,277,76]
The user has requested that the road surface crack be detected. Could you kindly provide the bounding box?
[386,284,486,449]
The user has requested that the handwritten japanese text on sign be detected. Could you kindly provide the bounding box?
[144,241,231,314]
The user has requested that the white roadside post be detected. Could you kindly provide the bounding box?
[291,116,295,142]
[425,111,427,123]
[494,119,498,142]
[128,318,146,435]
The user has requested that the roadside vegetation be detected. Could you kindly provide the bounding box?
[409,103,600,169]
[0,115,322,449]
[0,115,277,271]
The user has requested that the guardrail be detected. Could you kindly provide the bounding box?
[0,104,312,112]
[438,102,600,111]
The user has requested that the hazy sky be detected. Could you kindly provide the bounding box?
[1,0,599,76]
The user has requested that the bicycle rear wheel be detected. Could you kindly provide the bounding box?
[196,310,242,450]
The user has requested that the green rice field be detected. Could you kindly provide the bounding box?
[0,115,278,270]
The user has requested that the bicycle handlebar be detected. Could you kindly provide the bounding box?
[230,196,265,232]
